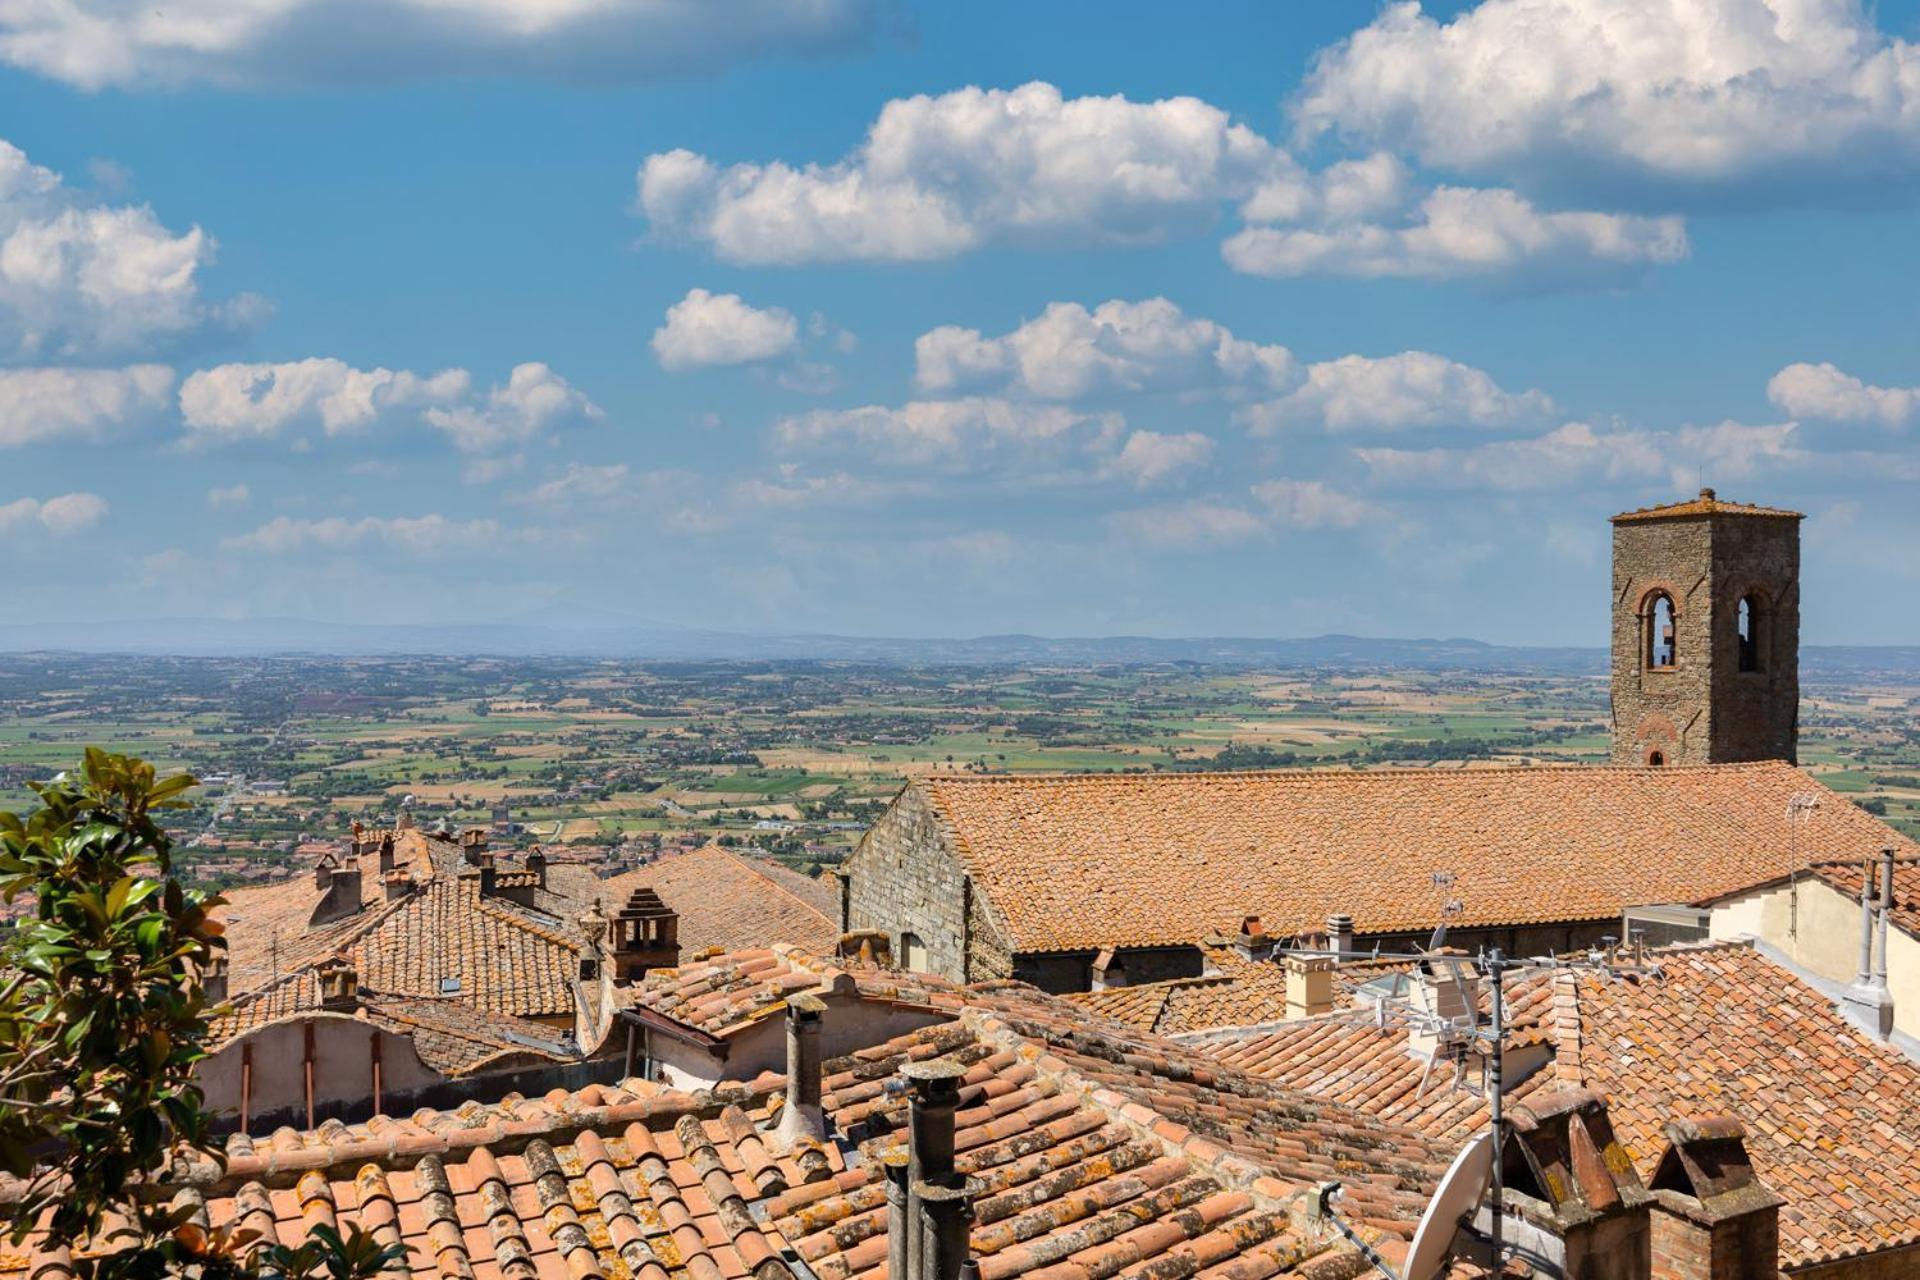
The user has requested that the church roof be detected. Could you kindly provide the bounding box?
[908,761,1911,954]
[1610,488,1804,523]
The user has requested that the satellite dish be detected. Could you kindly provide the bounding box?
[1405,1128,1495,1280]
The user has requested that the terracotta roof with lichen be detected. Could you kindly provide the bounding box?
[1609,489,1804,522]
[0,984,1458,1280]
[912,762,1908,954]
[1062,942,1294,1035]
[1560,942,1920,1268]
[623,944,970,1037]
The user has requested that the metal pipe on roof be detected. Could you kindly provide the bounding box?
[1856,856,1877,987]
[1875,846,1896,988]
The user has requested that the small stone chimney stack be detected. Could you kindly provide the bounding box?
[1235,915,1275,962]
[377,833,396,875]
[838,930,892,966]
[313,851,338,892]
[1284,953,1335,1019]
[460,828,489,866]
[526,845,547,889]
[775,993,827,1149]
[1090,947,1128,990]
[578,898,610,981]
[318,960,359,1011]
[611,886,679,980]
[309,857,364,927]
[1647,1116,1782,1280]
[1325,912,1355,956]
[383,870,413,903]
[199,953,229,1005]
[895,1059,975,1280]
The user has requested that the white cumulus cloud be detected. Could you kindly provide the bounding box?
[222,513,507,556]
[1295,0,1920,193]
[0,364,172,445]
[0,0,892,91]
[638,81,1281,264]
[1356,420,1802,491]
[0,139,254,360]
[179,358,470,441]
[774,397,1123,471]
[422,362,602,453]
[915,298,1294,398]
[1767,361,1918,427]
[1240,351,1557,434]
[652,288,799,370]
[1223,186,1687,284]
[1100,431,1216,488]
[0,491,108,535]
[1106,499,1268,549]
[1250,478,1385,529]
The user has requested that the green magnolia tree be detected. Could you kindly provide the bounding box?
[0,750,403,1280]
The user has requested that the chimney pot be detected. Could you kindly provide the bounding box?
[775,993,827,1149]
[200,954,229,1005]
[1325,912,1355,956]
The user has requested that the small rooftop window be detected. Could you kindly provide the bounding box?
[438,976,461,994]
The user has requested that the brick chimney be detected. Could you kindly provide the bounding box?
[526,845,547,889]
[309,858,364,927]
[577,898,610,981]
[318,960,359,1011]
[1647,1117,1782,1280]
[199,953,229,1005]
[313,851,338,892]
[1234,914,1275,962]
[383,870,414,903]
[1284,953,1335,1019]
[611,886,679,980]
[1489,1088,1651,1280]
[460,828,488,866]
[477,850,497,897]
[1090,947,1128,990]
[377,833,396,875]
[774,993,826,1149]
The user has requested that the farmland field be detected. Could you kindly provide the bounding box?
[0,653,1913,899]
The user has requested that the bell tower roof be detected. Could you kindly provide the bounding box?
[1610,488,1804,524]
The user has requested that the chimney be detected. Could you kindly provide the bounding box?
[1841,852,1895,1038]
[313,852,337,892]
[318,961,359,1011]
[526,845,547,889]
[611,886,680,980]
[377,834,396,875]
[1325,912,1355,956]
[897,1059,973,1280]
[1407,958,1479,1058]
[460,828,488,865]
[1284,953,1335,1019]
[837,930,892,967]
[1480,1088,1651,1280]
[1647,1117,1782,1280]
[383,870,413,903]
[774,993,826,1148]
[309,858,364,927]
[478,850,497,897]
[199,953,229,1005]
[350,820,366,859]
[1235,915,1275,962]
[1090,947,1128,990]
[396,808,415,831]
[578,898,609,981]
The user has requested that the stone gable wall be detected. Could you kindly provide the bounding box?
[844,783,1013,982]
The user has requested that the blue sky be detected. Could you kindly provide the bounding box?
[2,0,1918,644]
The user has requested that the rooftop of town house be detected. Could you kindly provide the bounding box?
[908,760,1909,954]
[0,981,1463,1280]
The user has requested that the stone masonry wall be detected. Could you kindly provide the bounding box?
[1709,516,1799,763]
[844,783,1013,983]
[1612,516,1716,764]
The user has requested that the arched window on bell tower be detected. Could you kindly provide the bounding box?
[1647,593,1677,669]
[1738,594,1761,672]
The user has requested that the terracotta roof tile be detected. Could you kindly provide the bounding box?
[1609,490,1804,522]
[625,945,971,1037]
[913,762,1910,953]
[1564,943,1920,1268]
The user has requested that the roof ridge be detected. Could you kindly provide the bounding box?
[920,759,1799,786]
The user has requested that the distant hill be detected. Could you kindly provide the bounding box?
[0,617,1915,677]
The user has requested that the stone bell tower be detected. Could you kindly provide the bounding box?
[1609,489,1802,766]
